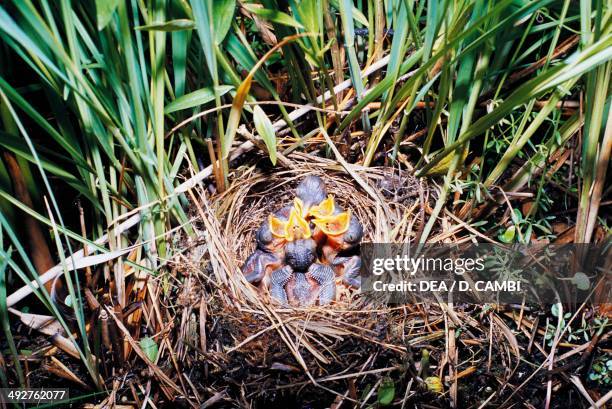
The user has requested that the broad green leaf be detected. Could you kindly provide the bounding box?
[337,0,370,131]
[253,106,277,165]
[377,377,395,405]
[511,208,523,224]
[213,0,236,44]
[422,0,441,61]
[296,0,321,34]
[498,226,516,243]
[243,5,304,29]
[551,303,561,317]
[164,85,233,114]
[382,0,409,102]
[135,19,195,32]
[572,272,590,291]
[96,0,119,30]
[139,337,159,362]
[190,0,217,81]
[172,30,190,97]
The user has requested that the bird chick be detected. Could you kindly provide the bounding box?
[242,206,291,288]
[295,175,327,211]
[270,238,336,306]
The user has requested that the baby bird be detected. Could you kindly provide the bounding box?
[310,198,363,288]
[243,193,313,289]
[270,238,336,306]
[296,175,328,212]
[241,206,291,288]
[311,202,363,257]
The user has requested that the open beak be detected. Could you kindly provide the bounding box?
[312,210,351,237]
[269,202,312,241]
[293,197,307,218]
[308,195,335,219]
[286,207,311,240]
[269,214,289,238]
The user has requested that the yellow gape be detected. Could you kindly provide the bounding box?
[286,207,311,240]
[268,207,311,241]
[293,197,307,218]
[308,195,335,219]
[268,214,289,238]
[312,210,351,236]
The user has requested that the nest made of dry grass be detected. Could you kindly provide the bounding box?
[225,157,425,263]
[212,153,430,305]
[162,153,533,406]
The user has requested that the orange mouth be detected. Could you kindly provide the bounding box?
[269,214,289,238]
[312,210,351,236]
[269,193,349,241]
[308,195,335,219]
[268,207,311,241]
[286,207,311,240]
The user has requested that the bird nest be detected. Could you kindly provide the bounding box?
[169,153,456,406]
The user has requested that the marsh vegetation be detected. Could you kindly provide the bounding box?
[0,0,610,407]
